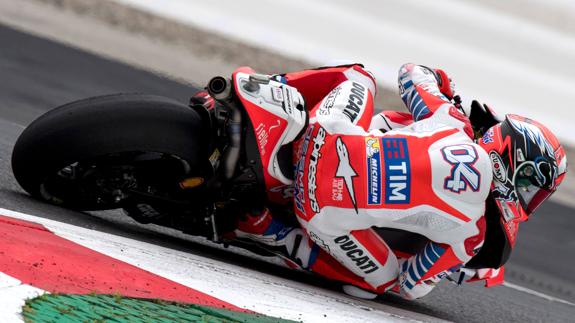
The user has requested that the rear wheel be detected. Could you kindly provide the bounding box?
[12,93,213,211]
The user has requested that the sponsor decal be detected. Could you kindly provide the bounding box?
[255,120,281,156]
[516,148,526,162]
[294,127,314,213]
[505,219,518,242]
[308,127,327,213]
[269,120,281,132]
[489,151,507,182]
[283,85,294,115]
[271,85,284,102]
[269,185,294,199]
[501,202,516,222]
[309,231,330,252]
[331,178,344,201]
[334,235,379,274]
[382,138,411,204]
[365,138,382,205]
[441,145,481,193]
[318,86,341,116]
[335,137,358,212]
[342,82,366,123]
[482,128,494,144]
[255,123,269,156]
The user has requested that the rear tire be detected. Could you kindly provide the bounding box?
[12,93,211,209]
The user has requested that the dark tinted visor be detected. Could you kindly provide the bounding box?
[514,162,554,214]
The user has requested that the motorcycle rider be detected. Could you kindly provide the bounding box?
[223,63,567,300]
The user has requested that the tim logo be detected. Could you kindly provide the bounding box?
[382,138,411,204]
[441,145,481,193]
[365,138,382,205]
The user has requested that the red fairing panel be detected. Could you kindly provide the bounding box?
[233,67,288,204]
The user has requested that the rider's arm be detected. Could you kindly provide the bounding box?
[283,64,379,134]
[398,63,474,138]
[313,79,376,134]
[369,111,413,132]
[397,215,486,300]
[281,64,377,111]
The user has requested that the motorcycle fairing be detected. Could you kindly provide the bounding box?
[233,67,307,204]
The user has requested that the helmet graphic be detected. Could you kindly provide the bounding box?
[479,114,567,226]
[467,114,567,269]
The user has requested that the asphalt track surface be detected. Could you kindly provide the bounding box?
[1,24,574,322]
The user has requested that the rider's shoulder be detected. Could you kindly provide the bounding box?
[316,61,375,85]
[321,59,365,68]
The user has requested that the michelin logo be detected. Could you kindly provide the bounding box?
[365,138,382,205]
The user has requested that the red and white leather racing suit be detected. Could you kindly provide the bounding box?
[282,63,491,299]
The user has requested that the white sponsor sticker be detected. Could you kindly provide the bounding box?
[490,151,507,182]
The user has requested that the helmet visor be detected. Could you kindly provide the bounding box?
[514,162,554,214]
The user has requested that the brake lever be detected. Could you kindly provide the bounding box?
[452,95,466,116]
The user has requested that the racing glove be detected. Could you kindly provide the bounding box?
[432,68,455,100]
[413,65,455,100]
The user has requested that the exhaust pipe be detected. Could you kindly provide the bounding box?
[207,76,232,101]
[207,76,241,180]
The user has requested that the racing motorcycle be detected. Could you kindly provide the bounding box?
[11,67,503,282]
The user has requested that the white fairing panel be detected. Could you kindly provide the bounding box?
[235,72,307,184]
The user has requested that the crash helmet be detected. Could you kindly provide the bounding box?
[478,114,567,226]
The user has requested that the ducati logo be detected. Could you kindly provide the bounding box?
[342,82,366,123]
[335,137,358,213]
[334,235,379,274]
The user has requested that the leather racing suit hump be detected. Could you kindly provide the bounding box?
[289,63,492,299]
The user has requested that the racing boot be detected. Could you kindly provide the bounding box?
[233,208,318,269]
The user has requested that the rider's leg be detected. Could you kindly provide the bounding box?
[301,216,400,294]
[302,205,487,299]
[232,207,398,295]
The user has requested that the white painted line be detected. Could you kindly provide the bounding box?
[503,282,575,307]
[0,273,45,323]
[0,272,21,290]
[0,207,431,323]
